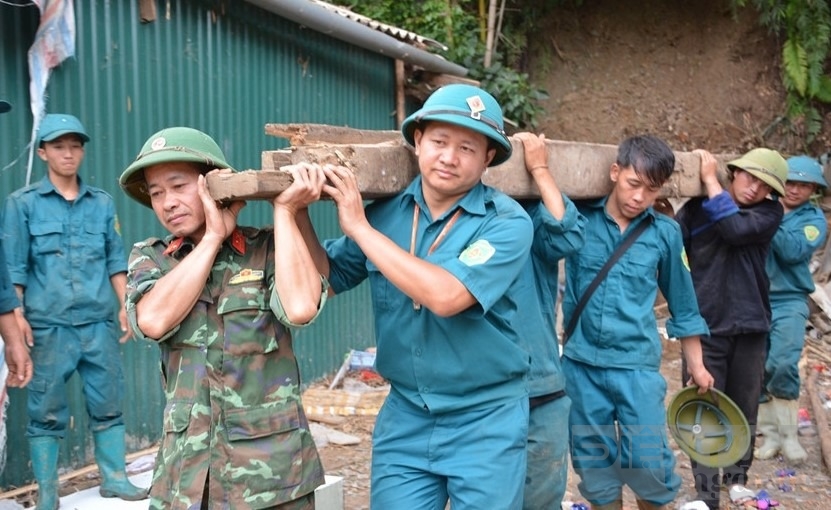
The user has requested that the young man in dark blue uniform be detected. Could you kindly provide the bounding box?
[675,147,787,509]
[282,84,533,510]
[756,155,827,464]
[563,135,714,510]
[2,114,147,509]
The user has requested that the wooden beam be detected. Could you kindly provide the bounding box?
[208,136,736,202]
[264,123,400,147]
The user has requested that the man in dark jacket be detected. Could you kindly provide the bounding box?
[675,148,787,510]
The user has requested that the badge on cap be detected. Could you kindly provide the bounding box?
[151,137,166,150]
[466,95,485,120]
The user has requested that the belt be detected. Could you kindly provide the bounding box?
[529,389,566,409]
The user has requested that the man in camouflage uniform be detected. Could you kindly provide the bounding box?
[118,127,327,510]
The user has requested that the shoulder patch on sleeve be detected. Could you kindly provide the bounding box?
[804,225,820,242]
[459,239,495,266]
[681,248,690,271]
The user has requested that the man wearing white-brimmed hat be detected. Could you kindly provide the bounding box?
[675,147,787,510]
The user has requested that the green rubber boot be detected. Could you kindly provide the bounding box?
[29,436,60,510]
[754,399,780,460]
[92,425,149,501]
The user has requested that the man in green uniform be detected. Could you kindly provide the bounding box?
[0,99,32,391]
[756,155,827,464]
[4,113,147,509]
[279,84,533,510]
[119,127,327,510]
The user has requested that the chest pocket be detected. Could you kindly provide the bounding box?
[81,219,107,257]
[30,221,63,256]
[576,239,608,290]
[217,282,281,354]
[367,260,401,311]
[617,242,660,302]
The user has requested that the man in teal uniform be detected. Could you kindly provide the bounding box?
[513,131,585,509]
[0,99,32,392]
[562,135,714,510]
[756,155,827,464]
[118,127,326,510]
[282,84,533,510]
[3,113,147,509]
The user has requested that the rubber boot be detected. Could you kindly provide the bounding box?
[778,398,808,464]
[754,399,780,459]
[29,436,60,510]
[635,500,666,510]
[92,425,149,500]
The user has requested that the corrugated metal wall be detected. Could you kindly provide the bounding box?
[0,0,389,488]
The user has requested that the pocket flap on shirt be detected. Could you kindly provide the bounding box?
[217,284,271,315]
[83,222,106,234]
[163,401,194,433]
[225,403,300,441]
[30,222,63,236]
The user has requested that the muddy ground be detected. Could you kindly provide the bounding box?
[313,336,831,510]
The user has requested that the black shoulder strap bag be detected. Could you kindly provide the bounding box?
[562,215,654,346]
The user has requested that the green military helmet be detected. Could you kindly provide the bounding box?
[401,83,512,167]
[120,127,233,208]
[727,147,788,196]
[666,386,751,468]
[787,155,828,189]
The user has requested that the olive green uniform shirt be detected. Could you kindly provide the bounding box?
[126,227,324,510]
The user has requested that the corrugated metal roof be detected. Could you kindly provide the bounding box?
[310,0,449,51]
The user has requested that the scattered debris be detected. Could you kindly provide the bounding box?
[679,502,709,510]
[310,423,361,447]
[308,414,347,426]
[728,484,756,504]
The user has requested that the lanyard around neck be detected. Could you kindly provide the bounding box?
[409,203,463,310]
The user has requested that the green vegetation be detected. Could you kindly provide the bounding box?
[733,0,831,143]
[333,0,564,129]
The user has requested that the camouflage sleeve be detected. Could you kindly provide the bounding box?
[126,239,181,342]
[269,274,329,329]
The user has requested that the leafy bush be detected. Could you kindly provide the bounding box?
[335,0,548,128]
[733,0,831,143]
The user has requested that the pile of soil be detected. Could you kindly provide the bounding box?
[528,0,830,155]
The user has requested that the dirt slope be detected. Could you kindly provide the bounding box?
[527,0,809,154]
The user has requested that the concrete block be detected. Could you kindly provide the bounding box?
[315,475,344,510]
